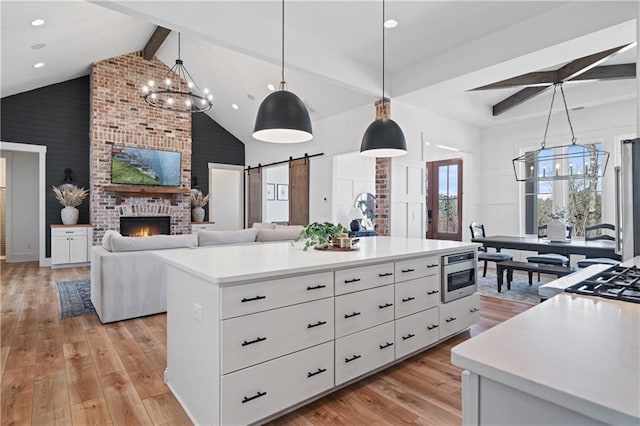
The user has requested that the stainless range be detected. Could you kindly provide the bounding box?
[565,265,640,304]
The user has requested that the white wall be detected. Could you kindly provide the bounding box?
[333,152,375,228]
[479,99,635,240]
[1,151,39,262]
[309,156,333,224]
[390,101,482,241]
[262,164,289,223]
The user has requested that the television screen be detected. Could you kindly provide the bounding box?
[111,145,181,187]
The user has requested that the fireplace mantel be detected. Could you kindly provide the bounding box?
[103,185,190,205]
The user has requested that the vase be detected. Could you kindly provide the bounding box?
[192,207,205,223]
[61,206,79,225]
[547,218,567,241]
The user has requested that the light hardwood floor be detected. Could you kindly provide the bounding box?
[1,261,531,425]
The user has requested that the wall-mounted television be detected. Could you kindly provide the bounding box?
[111,145,181,187]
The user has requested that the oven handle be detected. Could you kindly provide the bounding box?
[443,259,477,275]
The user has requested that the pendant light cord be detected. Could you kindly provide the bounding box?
[178,33,181,60]
[281,0,285,83]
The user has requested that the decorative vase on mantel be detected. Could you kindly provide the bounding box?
[61,206,79,225]
[192,207,205,223]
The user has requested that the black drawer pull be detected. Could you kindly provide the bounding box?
[344,312,361,319]
[379,303,393,309]
[307,320,327,329]
[427,264,439,268]
[378,272,393,277]
[379,342,394,350]
[402,297,415,303]
[445,317,457,323]
[307,368,327,378]
[469,308,479,313]
[427,324,439,330]
[401,268,415,273]
[345,354,361,363]
[427,290,439,295]
[344,278,361,284]
[402,333,415,340]
[307,284,327,291]
[242,336,267,346]
[242,391,267,403]
[241,295,266,303]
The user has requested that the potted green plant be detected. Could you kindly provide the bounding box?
[297,222,346,250]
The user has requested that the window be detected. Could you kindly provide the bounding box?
[525,142,603,237]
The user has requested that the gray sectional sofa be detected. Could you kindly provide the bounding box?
[90,225,303,323]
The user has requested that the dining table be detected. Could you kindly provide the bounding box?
[471,235,621,267]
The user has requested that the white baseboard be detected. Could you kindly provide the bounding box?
[6,252,38,263]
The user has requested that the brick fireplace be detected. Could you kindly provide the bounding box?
[89,52,192,244]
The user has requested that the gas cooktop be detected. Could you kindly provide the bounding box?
[565,265,640,304]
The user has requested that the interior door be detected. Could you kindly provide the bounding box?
[426,159,463,241]
[247,167,262,228]
[288,158,309,226]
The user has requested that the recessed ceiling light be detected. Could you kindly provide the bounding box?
[247,94,256,101]
[384,19,398,29]
[232,104,239,110]
[31,19,45,27]
[33,62,45,69]
[31,43,46,50]
[267,84,275,91]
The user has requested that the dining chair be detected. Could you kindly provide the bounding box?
[469,222,513,277]
[526,224,572,281]
[577,223,620,268]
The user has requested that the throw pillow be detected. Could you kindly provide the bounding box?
[110,234,198,252]
[198,229,258,246]
[101,230,121,251]
[251,222,276,230]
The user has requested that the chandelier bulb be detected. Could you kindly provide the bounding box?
[188,82,194,89]
[150,93,157,99]
[204,88,209,95]
[142,86,149,93]
[185,100,192,107]
[207,94,213,101]
[148,80,154,87]
[201,99,207,105]
[167,98,174,105]
[165,78,172,86]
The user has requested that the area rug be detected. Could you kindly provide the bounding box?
[56,279,96,319]
[477,273,551,305]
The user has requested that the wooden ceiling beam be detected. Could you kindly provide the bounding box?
[570,63,636,82]
[556,43,632,81]
[142,26,172,61]
[472,71,558,91]
[492,86,549,116]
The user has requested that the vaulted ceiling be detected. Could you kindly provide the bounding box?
[1,1,637,144]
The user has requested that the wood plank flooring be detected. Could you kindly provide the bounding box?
[1,261,531,425]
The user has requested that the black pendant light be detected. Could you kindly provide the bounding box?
[360,0,407,158]
[253,0,312,143]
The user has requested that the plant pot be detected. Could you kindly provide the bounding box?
[61,206,79,225]
[192,207,205,223]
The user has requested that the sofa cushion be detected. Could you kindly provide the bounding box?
[252,222,276,230]
[110,234,198,252]
[256,227,303,242]
[198,229,258,246]
[101,230,121,251]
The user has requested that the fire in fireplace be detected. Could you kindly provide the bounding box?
[120,216,170,237]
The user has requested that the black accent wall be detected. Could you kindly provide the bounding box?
[1,76,91,259]
[191,113,245,220]
[1,76,245,258]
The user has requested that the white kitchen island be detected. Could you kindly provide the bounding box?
[153,236,480,425]
[451,290,640,425]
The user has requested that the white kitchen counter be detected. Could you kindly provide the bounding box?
[451,293,640,424]
[153,236,478,285]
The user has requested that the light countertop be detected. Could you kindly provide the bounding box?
[152,236,478,285]
[451,293,640,424]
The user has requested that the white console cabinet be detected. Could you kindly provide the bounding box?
[50,225,92,268]
[191,222,216,234]
[155,237,481,425]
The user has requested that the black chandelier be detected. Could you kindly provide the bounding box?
[512,83,609,182]
[142,33,213,114]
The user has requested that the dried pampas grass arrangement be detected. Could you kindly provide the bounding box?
[52,185,89,207]
[190,190,210,208]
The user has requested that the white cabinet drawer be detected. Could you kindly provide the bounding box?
[439,293,480,338]
[395,256,440,282]
[335,322,395,386]
[334,262,394,295]
[335,285,394,338]
[221,272,333,319]
[395,307,440,359]
[394,275,441,319]
[221,298,333,374]
[51,227,87,238]
[221,341,334,426]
